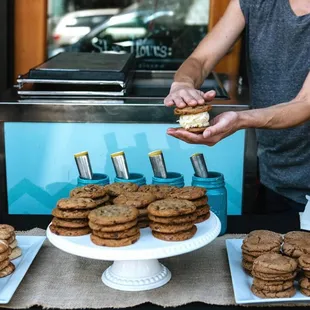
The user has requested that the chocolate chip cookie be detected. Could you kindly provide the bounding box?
[0,240,9,254]
[243,253,256,263]
[192,196,208,207]
[196,204,210,217]
[284,231,310,243]
[90,231,140,247]
[195,212,210,224]
[0,249,11,262]
[251,285,296,298]
[138,208,148,217]
[103,182,139,197]
[283,232,310,258]
[0,225,15,240]
[138,220,149,229]
[252,270,297,281]
[242,235,281,256]
[251,253,298,299]
[299,277,310,296]
[138,184,177,199]
[242,259,253,274]
[89,219,138,232]
[168,186,206,200]
[253,278,294,292]
[57,197,99,210]
[92,226,139,239]
[248,230,283,244]
[113,192,156,208]
[9,247,22,260]
[149,221,194,233]
[50,225,91,236]
[88,205,139,225]
[70,184,107,199]
[298,254,310,271]
[253,253,297,274]
[174,104,212,115]
[0,262,15,278]
[242,240,280,274]
[152,225,197,241]
[148,212,198,224]
[52,208,92,219]
[51,217,89,228]
[147,199,196,217]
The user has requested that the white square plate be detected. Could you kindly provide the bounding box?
[226,239,310,304]
[0,235,46,304]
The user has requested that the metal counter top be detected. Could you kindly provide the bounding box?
[0,72,249,123]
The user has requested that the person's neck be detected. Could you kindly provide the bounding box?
[289,0,310,16]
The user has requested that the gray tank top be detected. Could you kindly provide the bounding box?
[240,0,310,204]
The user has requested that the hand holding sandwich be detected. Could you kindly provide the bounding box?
[164,82,216,108]
[167,111,240,147]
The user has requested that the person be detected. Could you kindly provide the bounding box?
[164,0,310,214]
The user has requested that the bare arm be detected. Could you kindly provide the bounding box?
[164,0,246,107]
[167,72,310,146]
[237,72,310,129]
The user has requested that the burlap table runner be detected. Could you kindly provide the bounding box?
[0,229,307,309]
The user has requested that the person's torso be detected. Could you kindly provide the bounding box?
[243,0,310,204]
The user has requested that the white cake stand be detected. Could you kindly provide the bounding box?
[47,211,221,291]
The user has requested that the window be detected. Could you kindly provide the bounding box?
[15,0,243,77]
[48,0,210,70]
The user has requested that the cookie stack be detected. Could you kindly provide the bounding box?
[103,182,139,202]
[298,254,310,296]
[88,205,140,247]
[168,186,210,224]
[70,184,110,206]
[0,240,15,278]
[251,253,297,298]
[138,184,177,199]
[51,197,99,236]
[282,231,310,259]
[0,224,22,260]
[241,230,283,274]
[113,192,156,228]
[148,198,197,241]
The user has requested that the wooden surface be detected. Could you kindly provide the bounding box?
[209,0,242,76]
[14,0,47,79]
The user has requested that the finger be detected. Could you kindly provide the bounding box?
[189,90,205,105]
[179,90,197,106]
[164,96,175,107]
[203,90,216,101]
[203,124,224,138]
[167,128,191,143]
[203,133,226,146]
[173,96,187,108]
[168,128,206,144]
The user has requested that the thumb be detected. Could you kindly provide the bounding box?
[203,90,216,101]
[203,123,221,138]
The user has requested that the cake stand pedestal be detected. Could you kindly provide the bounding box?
[47,211,221,291]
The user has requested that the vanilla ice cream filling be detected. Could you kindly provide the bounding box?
[178,112,210,129]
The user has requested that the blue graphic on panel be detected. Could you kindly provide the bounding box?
[4,123,245,215]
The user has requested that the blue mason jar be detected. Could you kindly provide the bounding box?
[77,173,110,187]
[152,172,184,188]
[114,173,146,186]
[192,171,227,235]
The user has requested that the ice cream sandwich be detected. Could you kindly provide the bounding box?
[174,104,212,133]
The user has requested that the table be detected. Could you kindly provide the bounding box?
[0,214,303,310]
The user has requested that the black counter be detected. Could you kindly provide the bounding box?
[5,213,301,234]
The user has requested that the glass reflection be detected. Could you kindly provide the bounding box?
[48,0,210,70]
